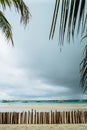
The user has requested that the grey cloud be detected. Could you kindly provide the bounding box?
[0,0,86,100]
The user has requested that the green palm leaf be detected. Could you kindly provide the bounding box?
[0,11,13,45]
[67,0,75,42]
[0,0,11,9]
[80,42,87,93]
[11,0,30,25]
[0,0,30,45]
[49,0,87,42]
[78,0,86,33]
[49,0,60,39]
[50,0,87,92]
[0,0,30,25]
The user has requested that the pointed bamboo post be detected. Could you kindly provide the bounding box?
[2,113,5,124]
[51,110,53,124]
[18,112,20,124]
[37,112,39,124]
[31,109,33,124]
[0,113,2,124]
[47,112,49,124]
[20,112,24,124]
[24,112,27,124]
[55,110,58,124]
[62,111,65,124]
[7,112,10,124]
[34,110,36,124]
[28,111,30,124]
[40,112,43,124]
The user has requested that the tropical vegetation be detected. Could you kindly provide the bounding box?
[0,0,30,46]
[49,0,87,92]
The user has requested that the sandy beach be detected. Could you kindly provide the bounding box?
[0,124,87,130]
[0,104,87,111]
[0,104,87,129]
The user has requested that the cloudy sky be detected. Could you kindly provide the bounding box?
[0,0,87,100]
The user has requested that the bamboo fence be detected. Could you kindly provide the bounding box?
[0,110,87,124]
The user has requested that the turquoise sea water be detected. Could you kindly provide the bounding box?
[0,100,87,105]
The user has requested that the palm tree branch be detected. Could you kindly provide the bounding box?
[62,0,70,44]
[0,0,12,9]
[59,0,66,43]
[77,0,86,33]
[0,11,13,45]
[12,0,30,25]
[80,44,87,93]
[50,0,87,42]
[49,0,60,39]
[67,0,75,42]
[72,0,80,38]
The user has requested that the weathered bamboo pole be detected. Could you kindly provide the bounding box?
[40,112,43,124]
[28,111,30,124]
[46,112,49,124]
[63,111,65,124]
[0,110,87,124]
[34,110,36,124]
[55,110,58,124]
[31,109,33,124]
[37,112,39,124]
[0,113,2,124]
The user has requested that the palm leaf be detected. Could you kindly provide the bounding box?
[72,0,80,39]
[50,0,87,92]
[50,0,87,43]
[62,0,70,44]
[0,0,11,9]
[80,44,87,93]
[59,0,66,44]
[49,0,60,39]
[11,0,30,25]
[0,11,13,45]
[67,0,75,42]
[0,0,30,45]
[82,14,87,34]
[77,0,86,33]
[0,0,30,25]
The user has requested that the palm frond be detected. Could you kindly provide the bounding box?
[67,0,75,42]
[50,0,87,43]
[59,0,66,44]
[80,45,87,93]
[77,0,86,33]
[49,0,60,39]
[50,0,87,93]
[0,0,30,25]
[0,0,30,45]
[62,0,70,44]
[0,11,13,45]
[0,0,12,9]
[82,14,87,34]
[12,0,30,25]
[72,0,80,39]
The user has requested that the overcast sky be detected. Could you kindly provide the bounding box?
[0,0,87,100]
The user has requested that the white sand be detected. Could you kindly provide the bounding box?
[0,105,87,129]
[0,124,87,130]
[0,104,87,111]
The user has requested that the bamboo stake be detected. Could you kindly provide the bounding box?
[28,111,30,124]
[0,113,2,124]
[37,112,39,124]
[34,110,36,124]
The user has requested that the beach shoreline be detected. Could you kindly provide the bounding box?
[0,104,87,111]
